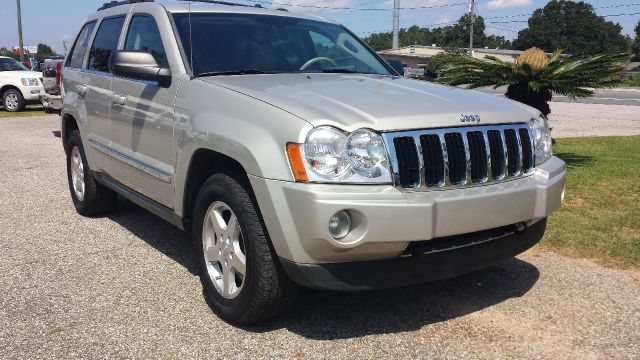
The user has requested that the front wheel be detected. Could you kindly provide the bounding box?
[193,172,298,325]
[2,89,25,112]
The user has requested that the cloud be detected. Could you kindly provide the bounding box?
[485,0,532,9]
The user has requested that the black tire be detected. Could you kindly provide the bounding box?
[193,172,298,325]
[2,88,26,112]
[66,130,117,216]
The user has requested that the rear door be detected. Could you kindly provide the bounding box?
[82,15,127,174]
[62,20,97,159]
[108,11,179,207]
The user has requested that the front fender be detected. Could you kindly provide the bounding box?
[173,79,313,217]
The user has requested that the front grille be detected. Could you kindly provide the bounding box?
[383,124,535,190]
[393,137,420,187]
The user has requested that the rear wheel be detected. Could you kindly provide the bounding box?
[2,89,25,112]
[193,172,298,325]
[66,130,117,216]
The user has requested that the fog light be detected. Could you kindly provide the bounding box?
[328,211,351,239]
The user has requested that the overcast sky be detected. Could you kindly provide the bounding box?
[1,0,638,54]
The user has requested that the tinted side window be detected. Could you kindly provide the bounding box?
[124,15,168,68]
[68,22,96,68]
[88,16,125,72]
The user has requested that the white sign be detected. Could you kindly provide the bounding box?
[404,67,425,77]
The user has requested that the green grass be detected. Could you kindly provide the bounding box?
[542,136,640,268]
[623,74,640,87]
[0,104,47,118]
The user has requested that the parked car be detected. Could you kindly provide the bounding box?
[61,0,565,325]
[0,56,45,112]
[40,58,64,113]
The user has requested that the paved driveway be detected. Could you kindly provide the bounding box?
[1,115,639,359]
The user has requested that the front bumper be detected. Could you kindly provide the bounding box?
[249,156,565,265]
[23,87,45,101]
[281,218,546,290]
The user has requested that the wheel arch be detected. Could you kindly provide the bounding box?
[181,148,252,226]
[0,84,23,97]
[61,113,80,154]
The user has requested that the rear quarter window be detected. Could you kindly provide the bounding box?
[67,21,96,69]
[87,16,126,73]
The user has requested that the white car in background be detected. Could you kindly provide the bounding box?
[0,56,45,112]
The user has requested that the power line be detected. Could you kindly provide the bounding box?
[488,12,640,24]
[481,2,640,20]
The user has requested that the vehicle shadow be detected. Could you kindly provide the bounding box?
[108,198,540,339]
[107,197,197,275]
[554,151,593,169]
[250,257,540,339]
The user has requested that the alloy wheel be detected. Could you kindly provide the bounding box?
[70,146,85,201]
[202,201,247,299]
[4,93,19,111]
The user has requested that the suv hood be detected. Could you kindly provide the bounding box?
[202,74,539,132]
[0,70,42,79]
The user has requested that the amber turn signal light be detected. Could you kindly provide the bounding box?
[286,143,308,182]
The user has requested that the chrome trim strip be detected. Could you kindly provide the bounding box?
[89,139,172,183]
[382,123,534,192]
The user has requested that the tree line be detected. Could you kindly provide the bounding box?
[365,0,640,60]
[0,43,59,62]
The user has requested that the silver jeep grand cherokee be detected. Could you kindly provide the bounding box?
[61,0,565,324]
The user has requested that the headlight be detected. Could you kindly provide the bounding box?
[346,128,389,177]
[21,78,40,86]
[303,126,349,179]
[296,126,391,183]
[531,116,552,165]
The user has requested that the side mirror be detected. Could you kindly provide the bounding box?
[109,50,171,86]
[386,58,406,77]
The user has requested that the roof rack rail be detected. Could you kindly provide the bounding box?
[98,0,153,11]
[178,0,263,8]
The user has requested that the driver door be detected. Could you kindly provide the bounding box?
[108,14,178,208]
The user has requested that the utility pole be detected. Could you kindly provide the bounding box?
[469,0,475,56]
[392,0,400,50]
[16,0,24,62]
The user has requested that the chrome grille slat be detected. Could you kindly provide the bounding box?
[499,130,510,178]
[515,129,524,176]
[385,124,535,191]
[438,133,451,187]
[482,131,493,182]
[461,133,472,186]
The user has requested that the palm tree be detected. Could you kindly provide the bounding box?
[429,48,629,116]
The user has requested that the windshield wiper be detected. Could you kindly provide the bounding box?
[318,68,359,74]
[194,69,272,77]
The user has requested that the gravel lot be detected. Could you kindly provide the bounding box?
[1,115,639,359]
[548,102,640,138]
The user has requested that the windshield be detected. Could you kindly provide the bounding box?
[0,58,28,72]
[172,13,391,77]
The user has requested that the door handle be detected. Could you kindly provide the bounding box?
[76,84,87,96]
[111,93,127,106]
